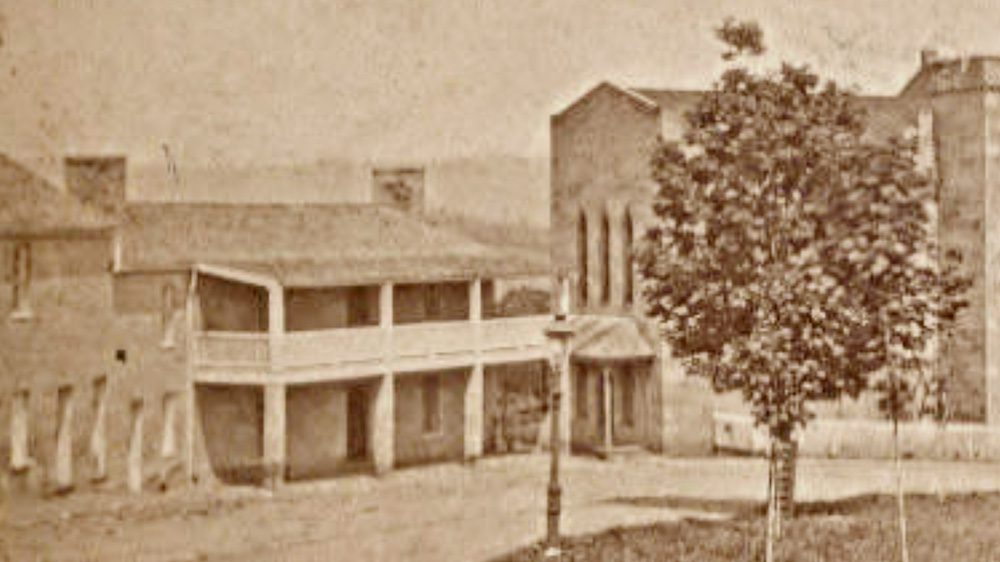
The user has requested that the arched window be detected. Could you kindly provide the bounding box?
[600,212,610,305]
[577,211,588,306]
[624,209,634,307]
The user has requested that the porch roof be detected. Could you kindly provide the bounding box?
[570,315,656,363]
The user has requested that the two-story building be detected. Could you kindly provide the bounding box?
[2,155,551,492]
[551,50,1000,455]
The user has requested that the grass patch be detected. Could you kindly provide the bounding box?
[492,492,1000,561]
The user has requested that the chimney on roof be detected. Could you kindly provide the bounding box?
[921,49,939,69]
[65,155,127,215]
[371,166,425,214]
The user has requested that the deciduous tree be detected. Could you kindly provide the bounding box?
[638,19,969,559]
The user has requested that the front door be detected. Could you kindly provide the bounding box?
[347,386,368,460]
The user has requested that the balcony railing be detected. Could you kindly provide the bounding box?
[274,326,384,368]
[192,315,551,380]
[193,331,270,368]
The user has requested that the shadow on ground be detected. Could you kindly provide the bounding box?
[496,492,1000,562]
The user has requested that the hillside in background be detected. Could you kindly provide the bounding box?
[123,154,549,230]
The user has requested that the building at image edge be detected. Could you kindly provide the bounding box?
[0,158,554,491]
[551,50,1000,455]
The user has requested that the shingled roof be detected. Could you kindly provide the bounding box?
[120,202,548,286]
[0,154,116,237]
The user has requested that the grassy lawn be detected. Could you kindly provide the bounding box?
[492,493,1000,561]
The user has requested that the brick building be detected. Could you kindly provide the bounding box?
[1,156,551,493]
[551,50,1000,455]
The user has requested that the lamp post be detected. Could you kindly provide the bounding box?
[543,274,574,561]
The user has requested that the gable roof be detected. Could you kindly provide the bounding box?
[0,154,116,237]
[120,202,548,286]
[552,82,660,123]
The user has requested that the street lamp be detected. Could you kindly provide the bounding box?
[543,274,574,561]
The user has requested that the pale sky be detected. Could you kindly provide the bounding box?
[3,0,1000,169]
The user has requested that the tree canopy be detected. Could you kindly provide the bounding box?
[638,21,969,439]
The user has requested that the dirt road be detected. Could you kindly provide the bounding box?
[4,454,1000,562]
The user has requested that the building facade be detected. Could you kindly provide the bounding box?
[2,156,551,493]
[551,51,1000,455]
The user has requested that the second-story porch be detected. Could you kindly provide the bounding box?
[188,263,552,384]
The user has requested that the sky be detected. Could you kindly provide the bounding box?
[3,0,1000,171]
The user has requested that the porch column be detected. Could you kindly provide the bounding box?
[374,281,395,474]
[559,349,572,455]
[267,283,285,364]
[465,278,484,460]
[602,367,613,455]
[465,364,485,460]
[185,270,198,485]
[372,372,395,474]
[262,383,286,488]
[264,281,286,488]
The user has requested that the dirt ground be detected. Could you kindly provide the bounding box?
[4,454,1000,562]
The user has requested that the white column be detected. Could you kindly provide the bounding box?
[380,282,394,331]
[372,372,395,474]
[55,385,75,492]
[185,270,198,485]
[268,283,285,367]
[469,277,482,323]
[602,367,613,455]
[11,389,31,471]
[559,349,572,455]
[465,364,485,460]
[465,278,484,460]
[128,397,144,494]
[263,383,286,488]
[373,281,395,474]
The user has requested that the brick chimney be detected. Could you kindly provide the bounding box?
[371,166,425,214]
[921,48,939,69]
[65,155,127,215]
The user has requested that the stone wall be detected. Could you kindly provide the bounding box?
[285,380,376,480]
[550,83,661,307]
[714,412,1000,461]
[196,384,262,484]
[934,89,988,421]
[393,369,466,466]
[0,237,190,495]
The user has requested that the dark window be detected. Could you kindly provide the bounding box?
[347,286,379,327]
[624,211,634,306]
[622,366,635,427]
[11,242,31,316]
[600,213,610,304]
[575,367,588,419]
[578,211,588,306]
[425,284,442,319]
[422,374,442,434]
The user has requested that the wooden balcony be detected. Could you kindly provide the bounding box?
[191,315,552,384]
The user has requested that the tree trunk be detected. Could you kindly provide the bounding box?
[893,410,910,562]
[765,437,776,562]
[775,434,797,532]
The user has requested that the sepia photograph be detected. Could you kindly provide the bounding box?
[2,1,1000,560]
